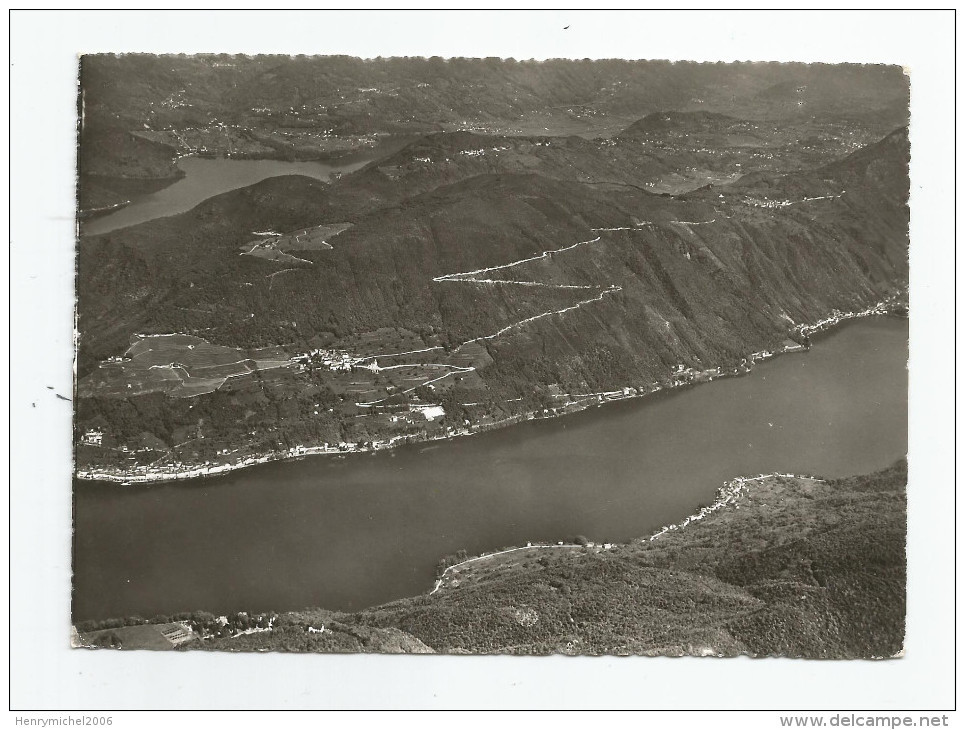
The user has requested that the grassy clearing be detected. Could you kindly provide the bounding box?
[278,223,353,251]
[240,222,353,264]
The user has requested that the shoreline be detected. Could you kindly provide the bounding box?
[73,464,896,625]
[644,471,824,542]
[429,470,826,596]
[76,199,133,221]
[75,295,905,486]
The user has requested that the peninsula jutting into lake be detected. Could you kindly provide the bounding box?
[73,55,909,658]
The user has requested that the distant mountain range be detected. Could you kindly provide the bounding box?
[80,56,909,131]
[77,56,909,208]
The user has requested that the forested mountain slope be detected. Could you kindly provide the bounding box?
[74,128,908,470]
[78,128,908,368]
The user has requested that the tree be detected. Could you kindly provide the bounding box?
[93,632,122,649]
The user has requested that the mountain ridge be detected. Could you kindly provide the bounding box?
[74,128,908,474]
[78,56,909,208]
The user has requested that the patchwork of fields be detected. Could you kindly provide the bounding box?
[78,328,493,408]
[78,334,292,399]
[75,326,504,473]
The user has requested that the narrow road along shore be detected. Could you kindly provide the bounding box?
[428,471,826,597]
[76,279,904,486]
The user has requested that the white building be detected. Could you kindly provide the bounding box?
[82,429,104,446]
[420,405,446,422]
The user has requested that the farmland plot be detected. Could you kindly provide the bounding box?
[278,223,353,251]
[78,334,293,399]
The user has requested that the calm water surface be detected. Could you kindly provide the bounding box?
[81,141,409,236]
[73,317,907,621]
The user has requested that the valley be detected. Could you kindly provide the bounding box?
[71,57,910,661]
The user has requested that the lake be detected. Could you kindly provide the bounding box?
[72,317,908,622]
[81,138,415,236]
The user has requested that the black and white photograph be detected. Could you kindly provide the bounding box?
[8,7,956,717]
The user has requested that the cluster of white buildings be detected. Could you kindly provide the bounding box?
[160,90,189,109]
[669,364,722,383]
[744,197,794,209]
[457,146,511,158]
[649,471,828,543]
[291,349,377,373]
[82,429,104,446]
[414,145,511,165]
[744,191,846,209]
[796,298,895,338]
[648,476,752,542]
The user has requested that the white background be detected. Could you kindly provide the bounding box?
[6,6,957,719]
